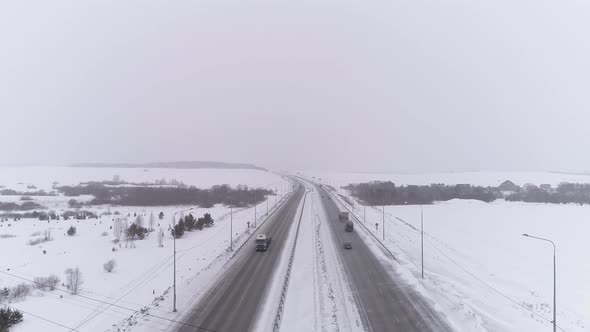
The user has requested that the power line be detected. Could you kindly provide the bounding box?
[0,251,175,314]
[0,263,178,319]
[386,212,567,331]
[343,196,568,332]
[0,270,169,331]
[71,253,175,330]
[2,276,173,331]
[424,238,567,332]
[0,268,216,332]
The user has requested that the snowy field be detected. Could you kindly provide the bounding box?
[0,166,289,332]
[309,171,590,332]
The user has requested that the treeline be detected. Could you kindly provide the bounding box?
[345,181,590,205]
[345,181,495,205]
[506,183,590,205]
[0,210,98,222]
[79,178,186,187]
[0,189,55,196]
[0,201,45,211]
[58,183,272,208]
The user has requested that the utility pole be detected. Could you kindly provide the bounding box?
[173,215,177,312]
[254,195,257,228]
[266,186,269,214]
[421,206,424,279]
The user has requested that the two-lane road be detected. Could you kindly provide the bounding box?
[179,187,305,332]
[317,185,453,332]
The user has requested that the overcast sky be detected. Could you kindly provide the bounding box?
[1,0,589,172]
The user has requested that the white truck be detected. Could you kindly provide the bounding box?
[255,234,272,251]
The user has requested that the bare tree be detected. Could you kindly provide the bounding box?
[135,215,144,228]
[113,218,124,242]
[122,222,130,248]
[157,227,164,247]
[43,229,52,241]
[64,267,83,295]
[148,212,155,231]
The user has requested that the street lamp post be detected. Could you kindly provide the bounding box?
[421,205,424,279]
[381,198,385,241]
[230,203,233,251]
[172,207,194,312]
[522,233,556,332]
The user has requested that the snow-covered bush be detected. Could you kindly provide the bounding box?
[28,229,53,245]
[103,259,116,273]
[33,275,60,291]
[9,284,31,300]
[0,288,9,302]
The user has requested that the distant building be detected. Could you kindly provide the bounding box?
[540,184,552,191]
[499,180,519,192]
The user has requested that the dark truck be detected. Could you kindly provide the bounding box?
[339,212,353,232]
[255,234,272,251]
[338,212,349,222]
[345,220,354,232]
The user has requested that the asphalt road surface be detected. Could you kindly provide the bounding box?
[317,185,453,332]
[178,186,305,332]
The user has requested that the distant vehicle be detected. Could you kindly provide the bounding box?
[338,212,349,222]
[343,242,352,249]
[255,234,272,251]
[345,220,354,232]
